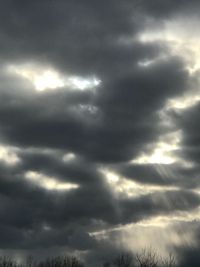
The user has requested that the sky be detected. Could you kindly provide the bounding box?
[2,0,200,266]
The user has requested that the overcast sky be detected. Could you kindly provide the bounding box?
[2,1,200,266]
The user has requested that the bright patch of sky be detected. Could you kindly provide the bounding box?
[132,17,200,167]
[132,131,182,165]
[100,168,179,198]
[7,63,101,92]
[25,171,79,191]
[0,144,20,165]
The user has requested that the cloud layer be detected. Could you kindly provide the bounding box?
[1,1,200,266]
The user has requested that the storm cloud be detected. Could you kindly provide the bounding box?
[0,1,200,266]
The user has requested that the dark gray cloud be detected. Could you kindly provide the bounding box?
[0,55,188,163]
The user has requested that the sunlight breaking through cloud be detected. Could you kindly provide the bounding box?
[7,63,101,92]
[100,168,179,198]
[3,2,200,265]
[137,207,200,227]
[25,171,79,191]
[62,153,76,162]
[0,145,20,165]
[138,17,200,74]
[132,131,182,165]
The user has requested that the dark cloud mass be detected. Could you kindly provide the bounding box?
[1,1,200,266]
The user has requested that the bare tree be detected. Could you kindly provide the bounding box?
[37,256,84,267]
[112,253,135,267]
[135,249,159,267]
[0,256,18,267]
[103,261,111,267]
[161,253,176,267]
[26,256,35,267]
[135,249,176,267]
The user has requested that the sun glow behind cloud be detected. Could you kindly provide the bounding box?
[7,63,101,92]
[132,18,200,168]
[90,212,197,258]
[25,171,79,191]
[132,131,182,165]
[0,145,20,165]
[95,19,200,251]
[100,168,179,198]
[62,152,76,162]
[139,17,200,74]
